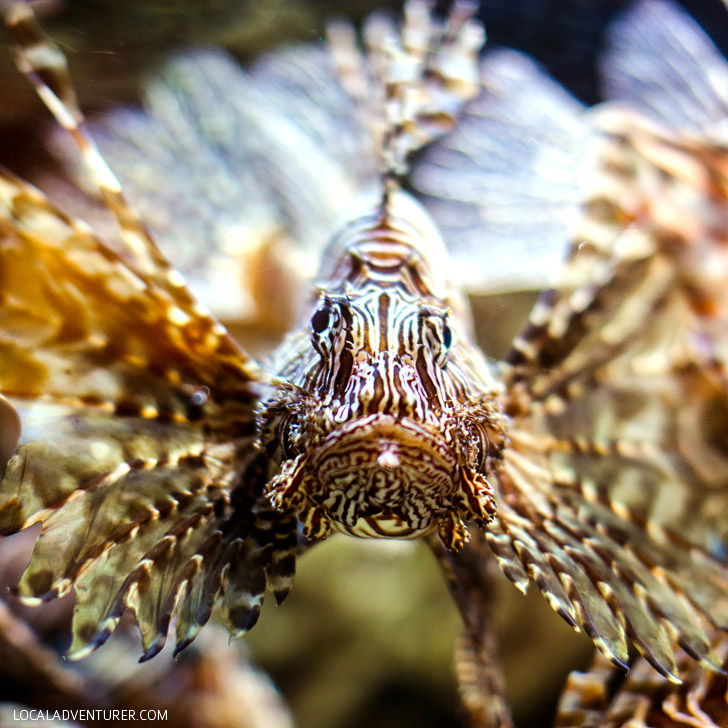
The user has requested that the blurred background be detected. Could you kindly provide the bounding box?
[2,0,728,150]
[1,1,728,727]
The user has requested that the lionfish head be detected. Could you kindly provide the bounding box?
[260,0,497,549]
[261,194,505,550]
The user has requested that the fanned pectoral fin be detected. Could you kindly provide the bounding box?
[494,108,728,678]
[0,400,249,658]
[68,499,226,660]
[2,404,221,584]
[487,448,727,682]
[486,512,630,671]
[8,419,286,662]
[0,143,279,659]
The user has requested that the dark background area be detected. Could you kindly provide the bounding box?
[477,0,728,104]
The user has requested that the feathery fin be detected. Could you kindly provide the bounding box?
[5,3,186,297]
[329,0,484,185]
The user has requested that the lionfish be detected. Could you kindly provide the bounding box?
[0,0,727,726]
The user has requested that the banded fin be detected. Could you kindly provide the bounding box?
[329,0,484,183]
[554,630,728,727]
[462,12,728,679]
[490,439,728,682]
[601,0,728,137]
[493,155,728,682]
[0,4,299,660]
[499,262,728,675]
[0,163,290,660]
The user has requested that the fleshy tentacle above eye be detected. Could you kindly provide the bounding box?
[0,4,297,660]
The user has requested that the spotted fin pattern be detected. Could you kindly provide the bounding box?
[0,5,296,660]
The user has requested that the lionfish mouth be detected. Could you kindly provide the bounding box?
[267,413,496,549]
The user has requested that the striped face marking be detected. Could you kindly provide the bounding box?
[261,193,505,549]
[307,290,454,416]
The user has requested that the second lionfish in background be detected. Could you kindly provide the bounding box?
[1,0,728,726]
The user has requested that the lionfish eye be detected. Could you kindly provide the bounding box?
[420,309,454,368]
[442,324,452,350]
[434,318,455,367]
[311,307,333,334]
[309,298,344,355]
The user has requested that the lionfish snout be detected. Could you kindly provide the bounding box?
[265,391,499,550]
[343,350,438,422]
[309,412,457,531]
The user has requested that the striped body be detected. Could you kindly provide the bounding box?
[261,191,505,548]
